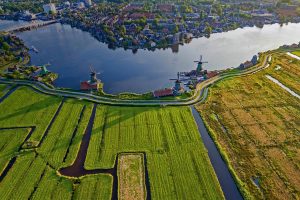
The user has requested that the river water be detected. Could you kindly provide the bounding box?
[1,20,300,93]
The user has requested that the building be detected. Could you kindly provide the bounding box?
[206,71,218,79]
[30,65,50,80]
[239,61,254,69]
[84,0,92,7]
[64,1,71,8]
[251,55,258,65]
[153,88,174,98]
[43,3,57,14]
[156,4,174,13]
[80,69,101,91]
[20,10,36,21]
[77,2,85,9]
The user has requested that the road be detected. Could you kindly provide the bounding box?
[0,54,271,106]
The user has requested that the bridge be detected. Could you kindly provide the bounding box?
[2,20,57,33]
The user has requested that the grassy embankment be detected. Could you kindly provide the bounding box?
[196,51,300,200]
[0,85,224,199]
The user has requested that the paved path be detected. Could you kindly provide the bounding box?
[286,52,300,60]
[0,55,271,106]
[266,75,300,99]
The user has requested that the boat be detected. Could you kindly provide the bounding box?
[30,45,39,53]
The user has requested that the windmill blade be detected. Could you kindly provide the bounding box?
[200,55,202,62]
[203,61,208,63]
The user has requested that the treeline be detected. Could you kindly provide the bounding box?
[0,1,43,14]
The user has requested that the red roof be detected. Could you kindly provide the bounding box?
[207,71,218,79]
[129,13,155,20]
[153,88,173,98]
[80,81,99,90]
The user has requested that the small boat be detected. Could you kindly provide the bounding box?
[30,46,39,53]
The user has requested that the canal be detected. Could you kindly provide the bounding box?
[191,106,243,200]
[1,21,300,94]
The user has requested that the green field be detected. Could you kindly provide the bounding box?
[0,84,9,97]
[197,52,300,199]
[291,50,300,57]
[267,52,300,94]
[0,86,224,199]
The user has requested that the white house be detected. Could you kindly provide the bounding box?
[43,3,57,14]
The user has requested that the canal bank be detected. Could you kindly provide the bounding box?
[191,106,243,200]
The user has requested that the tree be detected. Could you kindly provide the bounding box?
[204,23,212,35]
[173,25,179,34]
[200,10,205,20]
[2,42,10,51]
[120,25,126,36]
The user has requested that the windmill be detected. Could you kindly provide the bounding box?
[170,72,182,93]
[194,55,208,73]
[89,65,101,83]
[40,62,51,75]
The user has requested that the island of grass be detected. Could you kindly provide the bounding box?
[196,50,300,199]
[0,85,224,199]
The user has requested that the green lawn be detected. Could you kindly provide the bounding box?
[291,51,300,57]
[0,86,224,199]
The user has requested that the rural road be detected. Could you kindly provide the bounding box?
[0,54,271,106]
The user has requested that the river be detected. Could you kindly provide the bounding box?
[1,20,300,94]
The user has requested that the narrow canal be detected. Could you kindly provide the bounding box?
[191,106,243,200]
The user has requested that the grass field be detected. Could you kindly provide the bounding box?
[85,105,224,199]
[197,53,300,199]
[0,86,62,145]
[0,128,30,175]
[0,84,10,98]
[0,86,224,199]
[291,50,300,57]
[266,52,300,94]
